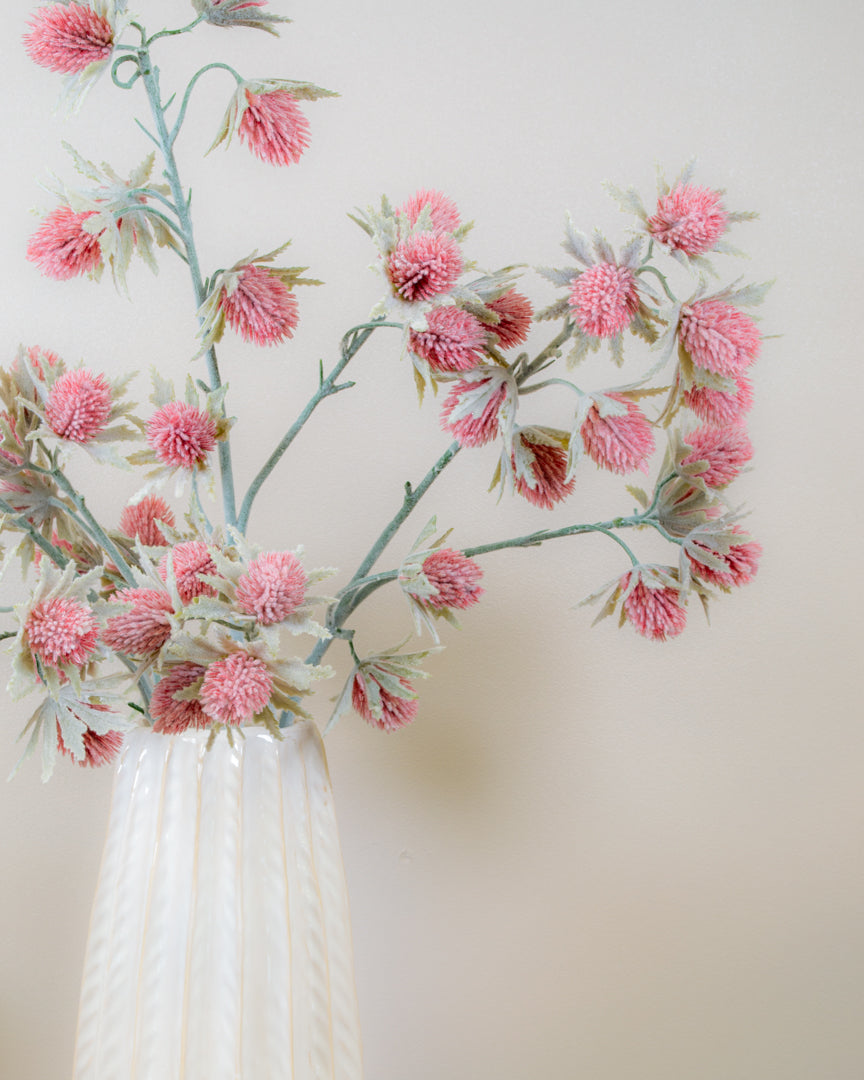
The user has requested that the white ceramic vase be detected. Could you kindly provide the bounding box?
[72,722,363,1080]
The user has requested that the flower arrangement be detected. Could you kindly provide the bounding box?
[7,0,768,780]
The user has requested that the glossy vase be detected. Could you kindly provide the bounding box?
[72,722,363,1080]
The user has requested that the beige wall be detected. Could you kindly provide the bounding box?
[1,1,862,1077]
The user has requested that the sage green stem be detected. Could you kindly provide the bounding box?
[137,48,238,528]
[146,15,206,46]
[636,264,678,304]
[50,472,137,585]
[517,320,574,383]
[0,497,69,568]
[238,320,401,531]
[170,62,244,145]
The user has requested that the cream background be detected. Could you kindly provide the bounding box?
[1,1,862,1077]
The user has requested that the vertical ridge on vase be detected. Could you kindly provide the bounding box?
[130,733,199,1078]
[73,731,146,1079]
[305,729,364,1080]
[240,731,295,1078]
[182,734,244,1080]
[91,733,170,1077]
[281,724,335,1078]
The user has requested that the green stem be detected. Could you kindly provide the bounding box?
[517,321,574,383]
[519,376,583,397]
[138,49,238,528]
[49,472,137,585]
[237,320,401,531]
[145,15,206,46]
[636,264,678,304]
[0,498,70,568]
[169,61,244,146]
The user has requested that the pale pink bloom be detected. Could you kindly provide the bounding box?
[409,306,486,373]
[486,290,533,349]
[684,375,754,426]
[581,394,654,475]
[57,717,124,769]
[397,189,461,233]
[351,672,418,733]
[146,401,217,469]
[681,424,753,488]
[220,265,299,346]
[620,571,687,641]
[27,206,103,280]
[387,232,462,302]
[103,588,173,658]
[23,2,114,75]
[647,184,727,256]
[200,652,273,725]
[679,300,760,378]
[440,375,508,448]
[44,368,111,443]
[119,495,175,547]
[513,432,576,510]
[418,548,483,610]
[14,345,63,384]
[25,596,98,668]
[151,662,209,734]
[236,550,306,625]
[238,89,310,166]
[688,527,762,589]
[159,541,218,604]
[569,263,639,338]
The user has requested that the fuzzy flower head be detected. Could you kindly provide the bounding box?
[146,401,217,470]
[388,232,463,302]
[102,588,173,658]
[440,367,516,449]
[679,300,761,379]
[27,206,103,280]
[680,424,753,488]
[648,184,728,256]
[409,306,487,374]
[44,368,111,443]
[238,89,310,166]
[485,290,533,350]
[418,549,483,611]
[620,567,687,641]
[687,527,762,591]
[25,596,99,668]
[684,375,754,427]
[119,495,175,547]
[150,662,209,734]
[159,541,218,605]
[192,0,291,34]
[509,427,576,510]
[569,262,639,339]
[200,652,274,725]
[23,2,114,75]
[236,550,307,625]
[220,265,299,346]
[580,393,655,476]
[351,672,418,733]
[397,190,462,233]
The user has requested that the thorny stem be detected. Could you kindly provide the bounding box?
[238,319,402,531]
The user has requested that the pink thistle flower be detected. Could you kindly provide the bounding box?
[158,541,218,604]
[238,89,310,167]
[647,184,728,256]
[151,662,209,734]
[486,290,533,349]
[220,265,299,346]
[236,550,307,625]
[581,394,655,475]
[568,263,639,338]
[513,431,576,510]
[351,672,418,733]
[681,424,753,488]
[146,401,218,470]
[688,527,762,590]
[620,571,687,641]
[200,652,273,725]
[418,548,483,611]
[23,2,114,75]
[119,495,175,547]
[397,189,461,233]
[27,206,103,280]
[440,374,508,448]
[684,375,754,426]
[409,306,486,373]
[25,596,98,668]
[679,300,761,379]
[44,368,112,443]
[387,232,463,302]
[58,720,124,769]
[14,345,63,385]
[102,588,173,658]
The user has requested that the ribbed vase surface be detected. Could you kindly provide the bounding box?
[72,722,363,1080]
